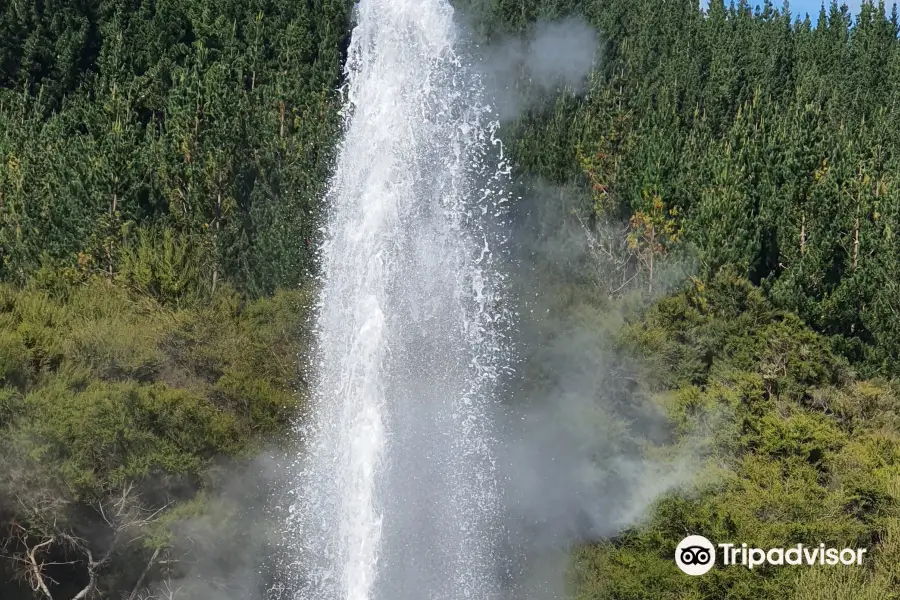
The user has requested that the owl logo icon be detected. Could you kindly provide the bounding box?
[675,535,716,575]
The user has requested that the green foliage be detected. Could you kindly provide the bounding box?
[17,377,240,493]
[489,0,900,376]
[0,276,310,492]
[572,271,900,599]
[0,276,312,595]
[0,0,351,297]
[116,226,214,306]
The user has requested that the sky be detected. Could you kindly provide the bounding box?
[791,0,863,16]
[700,1,868,19]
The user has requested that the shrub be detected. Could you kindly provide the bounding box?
[573,272,900,599]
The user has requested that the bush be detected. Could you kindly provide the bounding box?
[0,275,313,596]
[572,272,900,599]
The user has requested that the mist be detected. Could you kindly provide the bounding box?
[472,16,600,121]
[488,179,699,597]
[137,454,288,600]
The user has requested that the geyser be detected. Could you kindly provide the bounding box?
[278,0,513,598]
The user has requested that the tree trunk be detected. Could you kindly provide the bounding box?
[853,188,861,271]
[212,191,222,294]
[800,213,806,256]
[107,193,118,277]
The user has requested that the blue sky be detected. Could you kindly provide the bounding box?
[791,0,862,16]
[700,1,868,19]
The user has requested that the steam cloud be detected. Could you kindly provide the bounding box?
[474,17,600,121]
[492,180,698,598]
[141,454,285,600]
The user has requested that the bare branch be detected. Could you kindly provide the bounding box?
[60,534,106,600]
[4,483,174,600]
[127,547,161,600]
[27,536,57,599]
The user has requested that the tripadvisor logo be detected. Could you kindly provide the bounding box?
[676,535,717,575]
[675,535,867,576]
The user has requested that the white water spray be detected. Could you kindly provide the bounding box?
[279,1,513,598]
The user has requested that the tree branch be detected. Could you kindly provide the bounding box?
[128,547,161,600]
